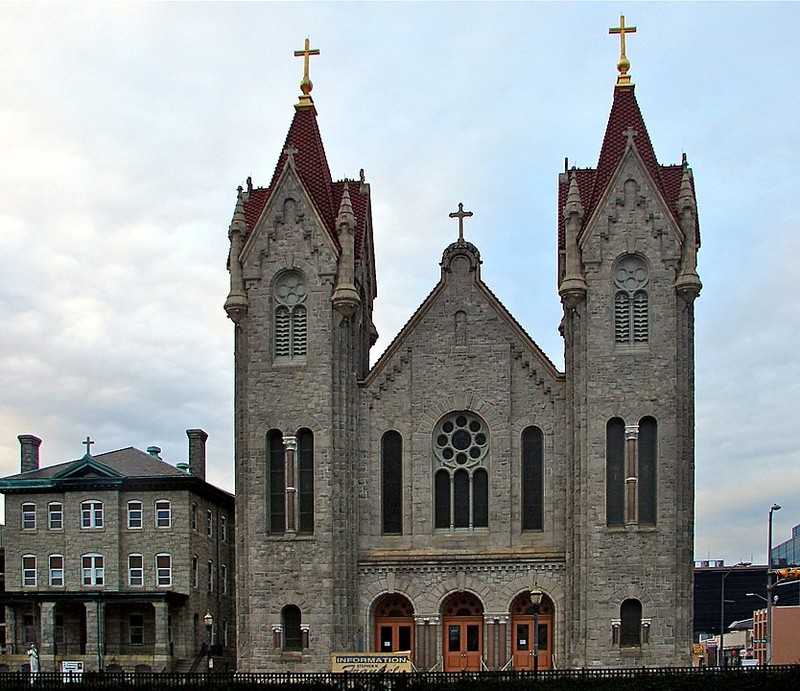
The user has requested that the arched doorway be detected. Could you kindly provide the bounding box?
[442,592,484,671]
[374,594,414,656]
[510,590,554,670]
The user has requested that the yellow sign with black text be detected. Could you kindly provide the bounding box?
[331,653,412,673]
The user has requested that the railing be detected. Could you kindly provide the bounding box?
[0,666,797,688]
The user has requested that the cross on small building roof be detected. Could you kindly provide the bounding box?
[82,436,94,456]
[449,202,473,242]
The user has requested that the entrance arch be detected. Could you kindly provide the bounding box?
[373,594,414,656]
[510,590,554,670]
[442,592,484,671]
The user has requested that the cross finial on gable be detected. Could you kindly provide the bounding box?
[609,15,637,87]
[284,144,299,169]
[82,436,94,456]
[449,202,473,242]
[294,37,320,108]
[623,126,638,147]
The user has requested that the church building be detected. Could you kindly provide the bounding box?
[225,20,702,671]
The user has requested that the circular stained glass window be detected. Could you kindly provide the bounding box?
[433,411,489,467]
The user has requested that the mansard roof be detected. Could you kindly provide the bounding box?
[241,105,370,260]
[558,84,700,249]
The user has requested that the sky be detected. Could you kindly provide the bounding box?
[1,2,799,566]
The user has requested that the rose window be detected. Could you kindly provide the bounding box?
[433,412,488,468]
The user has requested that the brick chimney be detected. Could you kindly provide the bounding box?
[186,429,208,480]
[18,435,42,473]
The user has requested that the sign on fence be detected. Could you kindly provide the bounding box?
[331,652,412,673]
[61,660,84,681]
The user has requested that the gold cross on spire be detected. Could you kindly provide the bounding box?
[449,202,473,242]
[294,37,320,109]
[609,15,637,87]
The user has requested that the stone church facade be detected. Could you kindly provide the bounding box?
[225,29,702,672]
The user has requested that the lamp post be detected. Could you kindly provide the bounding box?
[530,586,543,677]
[720,562,750,667]
[767,503,781,666]
[204,611,214,674]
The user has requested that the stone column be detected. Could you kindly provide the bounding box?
[427,616,440,671]
[84,603,99,658]
[283,436,297,533]
[414,617,428,671]
[485,617,496,669]
[497,616,508,669]
[39,603,55,665]
[625,424,639,524]
[5,607,17,653]
[153,601,169,657]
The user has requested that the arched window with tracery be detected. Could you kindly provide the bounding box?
[433,412,489,530]
[274,270,308,360]
[613,255,649,344]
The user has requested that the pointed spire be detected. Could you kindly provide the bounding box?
[674,159,702,303]
[564,170,584,220]
[337,182,356,229]
[332,183,361,318]
[559,170,587,309]
[224,186,249,323]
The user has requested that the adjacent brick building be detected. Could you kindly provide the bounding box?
[225,26,702,672]
[0,431,235,673]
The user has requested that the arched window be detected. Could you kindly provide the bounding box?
[638,417,657,525]
[433,411,489,530]
[297,428,314,534]
[381,431,403,535]
[613,255,649,344]
[521,427,543,531]
[21,502,36,530]
[268,430,285,533]
[274,271,308,360]
[282,605,302,651]
[620,599,642,647]
[606,418,625,527]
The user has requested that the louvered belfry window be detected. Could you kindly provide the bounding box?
[613,255,649,344]
[274,271,308,360]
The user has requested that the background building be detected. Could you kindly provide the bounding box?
[0,431,234,673]
[227,27,702,672]
[771,524,800,568]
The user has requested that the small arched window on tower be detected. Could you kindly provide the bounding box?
[620,599,643,647]
[274,270,308,360]
[433,412,489,530]
[268,430,286,533]
[638,417,657,526]
[613,255,649,345]
[297,428,314,534]
[381,431,403,535]
[281,605,302,651]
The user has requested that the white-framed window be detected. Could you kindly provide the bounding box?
[129,613,144,645]
[127,501,143,529]
[82,554,104,586]
[21,502,36,529]
[81,500,104,528]
[48,502,63,530]
[22,554,37,587]
[128,554,144,587]
[49,554,64,587]
[192,555,199,588]
[155,500,171,528]
[221,563,228,595]
[221,513,227,542]
[156,554,172,587]
[206,509,213,537]
[207,560,214,592]
[191,502,198,531]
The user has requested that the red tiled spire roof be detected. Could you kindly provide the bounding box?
[558,84,699,249]
[240,104,369,259]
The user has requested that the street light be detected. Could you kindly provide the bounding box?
[204,611,214,673]
[530,586,543,678]
[720,562,751,667]
[767,503,781,666]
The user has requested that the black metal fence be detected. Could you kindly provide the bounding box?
[1,667,799,690]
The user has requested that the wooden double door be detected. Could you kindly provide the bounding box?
[511,615,553,670]
[444,616,483,671]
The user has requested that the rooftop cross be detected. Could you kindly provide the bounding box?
[294,37,320,108]
[609,15,637,86]
[82,436,94,455]
[449,202,473,242]
[623,126,638,146]
[284,144,299,168]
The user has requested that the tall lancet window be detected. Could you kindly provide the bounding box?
[274,270,308,360]
[613,255,649,344]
